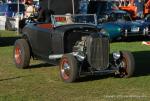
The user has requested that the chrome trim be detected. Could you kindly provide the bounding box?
[145,27,149,35]
[113,52,121,60]
[49,54,63,59]
[143,28,146,35]
[125,29,128,37]
[72,52,85,61]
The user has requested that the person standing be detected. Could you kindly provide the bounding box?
[25,0,35,18]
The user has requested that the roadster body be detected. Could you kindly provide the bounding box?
[13,14,135,82]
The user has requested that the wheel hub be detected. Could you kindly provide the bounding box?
[15,46,22,64]
[61,59,71,80]
[64,63,71,71]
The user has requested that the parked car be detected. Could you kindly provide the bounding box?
[0,3,25,30]
[98,10,150,40]
[13,14,135,83]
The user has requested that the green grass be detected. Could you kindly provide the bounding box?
[0,30,150,101]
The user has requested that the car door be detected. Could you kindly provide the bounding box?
[29,25,53,60]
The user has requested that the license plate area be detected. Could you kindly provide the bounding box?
[131,27,139,32]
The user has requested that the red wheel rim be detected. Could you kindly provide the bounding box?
[60,58,71,80]
[15,46,22,64]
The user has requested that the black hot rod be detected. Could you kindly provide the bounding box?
[13,14,135,83]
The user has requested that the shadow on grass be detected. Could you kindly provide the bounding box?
[27,62,113,82]
[133,51,150,77]
[77,74,113,82]
[0,75,33,82]
[0,37,20,47]
[29,63,55,69]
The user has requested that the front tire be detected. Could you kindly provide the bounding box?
[13,39,30,69]
[59,54,79,83]
[118,51,135,78]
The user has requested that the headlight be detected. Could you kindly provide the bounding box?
[100,29,109,37]
[117,28,122,32]
[131,27,139,32]
[113,52,121,60]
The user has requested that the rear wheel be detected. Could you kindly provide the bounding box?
[118,51,135,78]
[59,54,79,83]
[13,39,30,69]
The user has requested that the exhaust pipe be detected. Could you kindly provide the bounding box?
[49,54,63,59]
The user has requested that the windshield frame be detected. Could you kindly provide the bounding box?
[51,14,97,27]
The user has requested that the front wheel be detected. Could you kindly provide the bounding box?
[118,51,135,78]
[59,54,79,83]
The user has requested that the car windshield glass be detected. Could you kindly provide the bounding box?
[8,4,25,12]
[51,14,97,26]
[109,13,132,22]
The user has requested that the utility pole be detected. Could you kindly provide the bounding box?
[72,0,75,14]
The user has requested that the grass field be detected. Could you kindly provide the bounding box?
[0,30,150,101]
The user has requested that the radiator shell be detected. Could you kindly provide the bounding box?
[87,36,110,70]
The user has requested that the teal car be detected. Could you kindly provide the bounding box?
[98,10,150,40]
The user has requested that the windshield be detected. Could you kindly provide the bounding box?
[51,14,97,26]
[108,12,132,22]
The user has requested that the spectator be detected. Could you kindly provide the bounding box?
[25,1,35,18]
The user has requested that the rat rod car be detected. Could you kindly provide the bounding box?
[13,14,135,83]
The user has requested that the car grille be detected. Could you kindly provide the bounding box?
[87,36,109,70]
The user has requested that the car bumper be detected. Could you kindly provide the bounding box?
[124,30,150,37]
